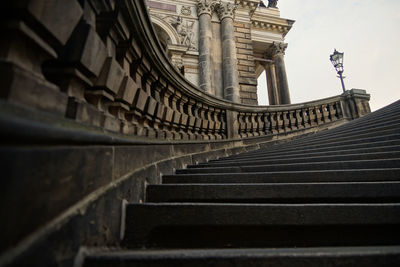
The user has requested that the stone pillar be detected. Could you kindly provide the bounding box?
[197,0,215,95]
[262,61,280,105]
[270,42,291,104]
[217,3,241,103]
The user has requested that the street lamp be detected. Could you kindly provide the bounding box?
[330,49,346,93]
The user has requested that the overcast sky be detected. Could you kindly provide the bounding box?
[257,0,400,111]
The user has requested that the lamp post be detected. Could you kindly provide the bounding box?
[330,49,346,93]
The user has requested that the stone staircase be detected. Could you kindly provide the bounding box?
[79,100,400,266]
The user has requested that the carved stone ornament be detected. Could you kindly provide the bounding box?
[181,6,192,16]
[171,16,197,50]
[269,42,288,57]
[217,2,237,20]
[197,0,217,16]
[268,0,278,8]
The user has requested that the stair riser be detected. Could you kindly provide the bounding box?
[177,159,400,174]
[211,145,400,163]
[163,169,400,184]
[223,140,400,161]
[123,204,400,248]
[146,183,400,203]
[194,152,400,168]
[227,135,400,160]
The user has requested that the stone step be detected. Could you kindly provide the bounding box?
[123,203,400,248]
[162,169,400,184]
[208,145,400,164]
[176,158,400,174]
[146,182,400,203]
[81,246,400,267]
[269,126,400,151]
[239,117,400,156]
[281,122,400,145]
[193,151,400,168]
[240,133,400,156]
[223,139,400,161]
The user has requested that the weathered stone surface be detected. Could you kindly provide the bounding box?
[95,57,125,95]
[61,22,107,78]
[0,145,113,252]
[26,0,83,46]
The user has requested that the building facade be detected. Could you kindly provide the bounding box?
[147,0,294,105]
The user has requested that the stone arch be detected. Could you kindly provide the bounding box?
[151,16,180,47]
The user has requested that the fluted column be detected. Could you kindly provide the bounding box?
[197,0,216,95]
[270,42,291,104]
[262,61,280,105]
[217,3,240,103]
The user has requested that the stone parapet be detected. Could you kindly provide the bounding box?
[0,0,371,142]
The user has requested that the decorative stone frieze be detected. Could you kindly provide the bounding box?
[251,20,292,35]
[196,0,217,16]
[181,6,192,16]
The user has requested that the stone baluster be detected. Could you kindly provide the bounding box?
[186,99,196,139]
[217,2,241,103]
[269,42,291,104]
[197,0,216,95]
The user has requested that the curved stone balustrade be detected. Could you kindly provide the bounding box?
[1,0,370,144]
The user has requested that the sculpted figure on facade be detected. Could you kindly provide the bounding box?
[171,16,197,50]
[268,0,278,8]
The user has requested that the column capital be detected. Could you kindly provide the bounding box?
[217,2,237,21]
[197,0,217,16]
[268,42,288,57]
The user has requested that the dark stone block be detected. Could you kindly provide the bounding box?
[26,0,83,47]
[0,146,113,252]
[113,145,174,179]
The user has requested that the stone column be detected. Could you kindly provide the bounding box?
[197,0,216,95]
[262,61,280,105]
[217,3,241,103]
[270,42,291,104]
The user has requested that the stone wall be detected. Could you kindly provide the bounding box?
[234,21,258,104]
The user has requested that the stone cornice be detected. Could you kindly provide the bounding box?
[252,17,294,37]
[234,0,260,14]
[251,6,294,36]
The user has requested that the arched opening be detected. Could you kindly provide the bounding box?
[153,23,171,52]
